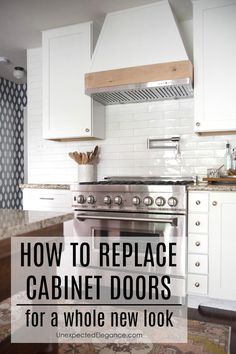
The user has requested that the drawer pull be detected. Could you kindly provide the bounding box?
[196,122,200,127]
[195,282,200,288]
[39,197,54,201]
[195,241,200,247]
[212,201,217,206]
[195,261,200,267]
[196,200,201,205]
[195,221,200,226]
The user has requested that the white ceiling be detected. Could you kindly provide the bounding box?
[0,0,192,82]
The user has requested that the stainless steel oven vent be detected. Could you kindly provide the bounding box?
[87,78,193,106]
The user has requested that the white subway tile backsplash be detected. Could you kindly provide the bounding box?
[133,143,147,152]
[134,159,158,167]
[133,128,165,137]
[119,136,144,144]
[148,119,166,128]
[27,48,236,184]
[133,111,164,121]
[102,144,133,153]
[181,158,197,167]
[120,120,148,129]
[99,159,135,168]
[194,150,214,158]
[181,166,196,176]
[148,100,179,112]
[106,122,120,131]
[194,166,209,176]
[214,150,225,158]
[100,152,121,160]
[107,114,133,123]
[197,158,223,167]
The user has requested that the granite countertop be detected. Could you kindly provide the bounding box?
[188,183,236,191]
[19,184,70,190]
[0,209,74,240]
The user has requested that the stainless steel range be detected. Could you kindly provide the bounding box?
[71,176,195,240]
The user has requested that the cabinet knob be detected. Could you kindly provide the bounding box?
[195,241,200,247]
[196,122,200,127]
[195,282,200,288]
[212,201,217,206]
[195,221,200,226]
[85,128,90,132]
[196,200,201,205]
[195,261,200,267]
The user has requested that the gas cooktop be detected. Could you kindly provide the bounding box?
[71,176,196,213]
[79,180,194,186]
[79,176,196,186]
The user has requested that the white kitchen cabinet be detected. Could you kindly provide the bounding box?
[188,191,209,296]
[23,188,72,212]
[23,188,75,237]
[194,0,236,133]
[42,22,105,140]
[188,274,208,296]
[209,192,236,300]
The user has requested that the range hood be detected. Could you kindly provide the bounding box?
[85,1,193,105]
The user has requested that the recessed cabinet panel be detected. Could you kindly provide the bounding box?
[49,32,91,133]
[188,234,208,254]
[194,0,236,133]
[43,23,105,140]
[188,274,208,295]
[209,192,236,300]
[188,192,209,213]
[188,213,208,234]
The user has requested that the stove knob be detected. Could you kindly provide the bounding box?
[143,197,153,206]
[77,195,85,204]
[168,197,178,207]
[104,196,112,205]
[87,195,95,204]
[132,196,141,206]
[114,196,122,205]
[155,197,166,207]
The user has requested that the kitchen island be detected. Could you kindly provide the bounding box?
[0,209,74,354]
[0,209,73,240]
[0,209,73,299]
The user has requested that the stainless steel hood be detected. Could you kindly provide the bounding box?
[85,1,193,105]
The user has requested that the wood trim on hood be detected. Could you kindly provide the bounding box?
[85,60,193,90]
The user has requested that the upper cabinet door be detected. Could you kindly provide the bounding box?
[43,22,105,140]
[194,0,236,133]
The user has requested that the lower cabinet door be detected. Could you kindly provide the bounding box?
[209,192,236,300]
[188,274,208,295]
[188,254,208,275]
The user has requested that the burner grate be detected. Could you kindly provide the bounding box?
[79,179,194,186]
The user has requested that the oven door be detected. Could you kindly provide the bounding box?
[74,210,186,239]
[73,210,186,278]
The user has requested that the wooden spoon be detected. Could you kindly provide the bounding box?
[88,151,94,163]
[75,152,82,164]
[93,145,98,157]
[69,152,76,162]
[89,145,98,163]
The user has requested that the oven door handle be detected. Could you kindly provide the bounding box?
[76,214,177,226]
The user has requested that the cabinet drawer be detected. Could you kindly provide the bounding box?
[188,254,208,274]
[23,189,72,211]
[188,234,208,254]
[188,214,208,234]
[187,274,208,295]
[189,192,208,212]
